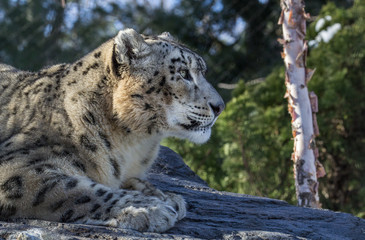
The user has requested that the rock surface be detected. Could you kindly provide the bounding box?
[1,146,364,240]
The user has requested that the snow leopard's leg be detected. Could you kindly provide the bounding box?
[123,177,186,220]
[0,165,179,232]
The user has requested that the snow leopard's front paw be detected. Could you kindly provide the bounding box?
[164,192,186,220]
[121,178,186,224]
[115,202,179,232]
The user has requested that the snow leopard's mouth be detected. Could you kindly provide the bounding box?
[178,118,216,132]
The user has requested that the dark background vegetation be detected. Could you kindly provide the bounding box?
[0,0,363,218]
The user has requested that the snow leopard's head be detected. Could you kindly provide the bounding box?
[111,29,224,143]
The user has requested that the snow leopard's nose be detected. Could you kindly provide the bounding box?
[209,101,225,117]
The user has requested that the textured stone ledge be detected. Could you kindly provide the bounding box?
[1,146,364,240]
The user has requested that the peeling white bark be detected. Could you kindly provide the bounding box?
[279,0,324,208]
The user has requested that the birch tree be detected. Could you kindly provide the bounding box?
[278,0,325,208]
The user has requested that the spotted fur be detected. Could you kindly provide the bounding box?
[0,29,224,232]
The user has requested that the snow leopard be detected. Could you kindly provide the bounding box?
[0,28,224,232]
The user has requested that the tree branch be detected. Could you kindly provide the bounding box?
[278,0,325,208]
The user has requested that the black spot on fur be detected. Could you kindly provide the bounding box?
[111,199,118,206]
[94,52,101,58]
[0,204,16,219]
[27,158,45,166]
[149,114,157,121]
[80,135,97,152]
[144,103,152,110]
[65,178,78,189]
[73,65,78,71]
[82,111,96,125]
[82,65,92,75]
[60,209,74,222]
[153,71,159,76]
[159,76,166,86]
[147,79,153,84]
[43,84,52,93]
[179,49,186,59]
[146,87,155,94]
[59,64,67,70]
[110,158,120,178]
[1,176,23,199]
[11,106,17,115]
[104,193,113,202]
[50,199,66,212]
[147,125,153,134]
[96,189,107,197]
[72,161,86,173]
[34,167,44,174]
[105,206,113,214]
[101,75,108,84]
[131,94,144,99]
[90,203,101,213]
[33,181,58,206]
[91,62,99,69]
[98,132,111,149]
[171,58,181,63]
[75,195,91,204]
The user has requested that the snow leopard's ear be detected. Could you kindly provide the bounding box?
[114,29,151,64]
[158,32,175,41]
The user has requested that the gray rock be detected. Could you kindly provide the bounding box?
[1,146,364,240]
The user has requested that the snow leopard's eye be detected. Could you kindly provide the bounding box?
[179,69,192,81]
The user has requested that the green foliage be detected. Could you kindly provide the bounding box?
[0,0,66,70]
[0,0,116,71]
[217,68,295,201]
[306,0,365,215]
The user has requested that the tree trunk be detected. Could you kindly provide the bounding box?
[278,0,325,208]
